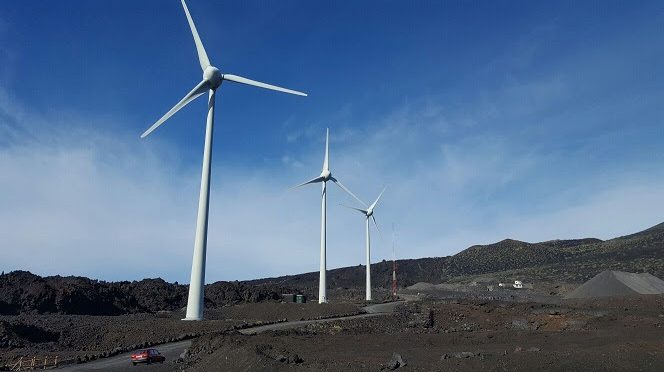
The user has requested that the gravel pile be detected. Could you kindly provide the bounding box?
[565,271,664,298]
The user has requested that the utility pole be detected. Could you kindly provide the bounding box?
[391,224,397,300]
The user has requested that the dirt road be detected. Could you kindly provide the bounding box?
[59,340,192,371]
[56,301,404,370]
[238,313,382,335]
[238,301,403,335]
[363,300,405,313]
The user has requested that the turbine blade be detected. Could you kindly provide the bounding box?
[181,0,211,71]
[372,215,381,233]
[291,176,324,189]
[323,128,329,171]
[339,204,368,214]
[330,177,366,207]
[223,74,307,96]
[141,80,209,138]
[369,186,387,211]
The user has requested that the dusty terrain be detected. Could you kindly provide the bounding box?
[182,294,664,372]
[2,290,664,371]
[0,302,362,369]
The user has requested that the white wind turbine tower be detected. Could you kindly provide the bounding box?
[293,128,364,303]
[140,0,307,321]
[343,187,386,301]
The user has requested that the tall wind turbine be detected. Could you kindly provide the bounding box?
[293,128,364,303]
[343,187,386,301]
[140,0,307,321]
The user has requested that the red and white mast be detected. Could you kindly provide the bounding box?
[391,224,397,299]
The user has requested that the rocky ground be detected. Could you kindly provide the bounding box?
[2,288,663,371]
[0,302,362,369]
[0,271,297,316]
[181,294,664,372]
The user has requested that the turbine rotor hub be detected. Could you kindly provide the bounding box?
[321,169,331,181]
[203,66,222,89]
[367,209,373,217]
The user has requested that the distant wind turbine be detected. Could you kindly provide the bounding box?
[343,187,386,301]
[293,128,364,303]
[140,0,307,321]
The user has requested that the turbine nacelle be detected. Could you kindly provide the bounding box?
[139,0,306,140]
[320,169,331,181]
[342,186,386,233]
[204,66,222,89]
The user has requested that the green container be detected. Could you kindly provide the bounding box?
[295,295,306,303]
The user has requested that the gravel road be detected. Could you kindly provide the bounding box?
[57,301,405,370]
[59,340,192,371]
[239,300,404,335]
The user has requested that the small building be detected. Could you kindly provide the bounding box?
[295,294,306,303]
[513,280,523,289]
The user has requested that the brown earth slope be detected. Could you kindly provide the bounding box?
[250,222,664,292]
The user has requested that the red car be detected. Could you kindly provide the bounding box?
[130,348,165,366]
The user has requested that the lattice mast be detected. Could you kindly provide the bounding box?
[391,224,397,299]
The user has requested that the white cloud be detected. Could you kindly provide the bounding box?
[280,154,303,168]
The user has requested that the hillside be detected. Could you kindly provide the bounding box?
[2,222,663,314]
[252,223,664,288]
[442,238,602,276]
[0,272,294,315]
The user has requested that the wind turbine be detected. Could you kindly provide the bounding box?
[140,0,307,321]
[293,128,364,303]
[343,187,386,301]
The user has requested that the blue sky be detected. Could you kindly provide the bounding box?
[1,1,663,283]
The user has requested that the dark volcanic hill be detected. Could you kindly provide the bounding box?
[444,238,602,275]
[250,223,664,289]
[0,272,293,316]
[2,222,664,314]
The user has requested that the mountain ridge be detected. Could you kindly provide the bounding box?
[2,222,663,315]
[248,222,664,289]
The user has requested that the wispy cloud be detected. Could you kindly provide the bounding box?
[284,104,356,144]
[1,82,663,283]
